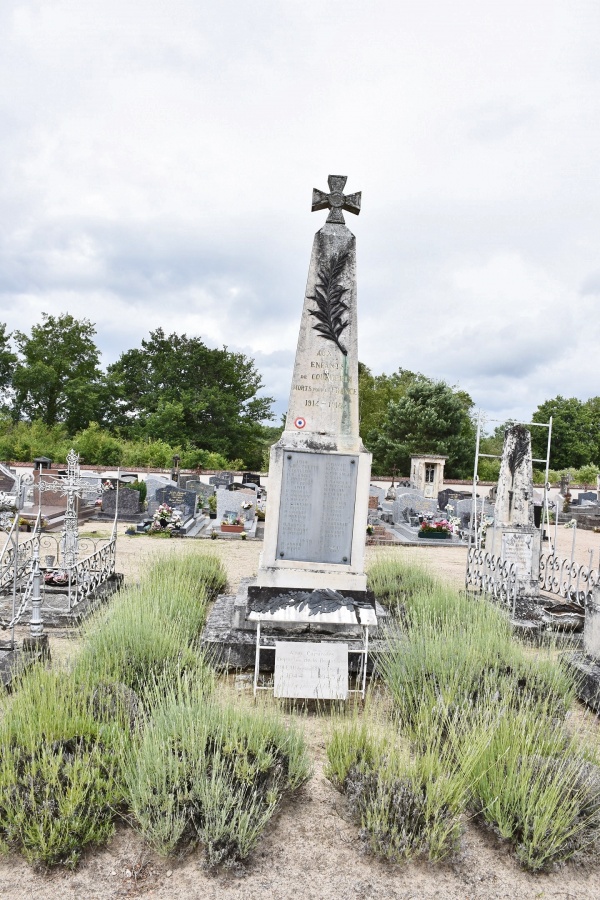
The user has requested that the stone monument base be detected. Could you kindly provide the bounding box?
[202,577,388,672]
[565,653,600,713]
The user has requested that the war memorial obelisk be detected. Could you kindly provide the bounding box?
[250,175,372,604]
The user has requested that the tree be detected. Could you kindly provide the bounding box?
[12,313,104,432]
[0,324,16,413]
[358,363,424,444]
[368,379,475,477]
[106,329,274,467]
[531,396,596,470]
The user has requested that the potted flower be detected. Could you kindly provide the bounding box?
[207,494,217,518]
[418,519,452,540]
[240,531,247,540]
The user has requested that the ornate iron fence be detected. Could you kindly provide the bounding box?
[538,551,600,607]
[465,547,518,609]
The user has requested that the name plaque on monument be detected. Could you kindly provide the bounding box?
[276,451,358,565]
[501,531,533,573]
[274,640,348,699]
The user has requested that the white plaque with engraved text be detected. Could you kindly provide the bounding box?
[501,531,533,576]
[274,641,348,699]
[276,451,358,564]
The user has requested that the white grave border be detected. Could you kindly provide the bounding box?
[248,604,375,700]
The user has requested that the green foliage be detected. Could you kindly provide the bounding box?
[123,678,310,865]
[326,717,469,862]
[367,379,475,478]
[129,479,147,504]
[531,396,599,470]
[77,553,226,693]
[460,707,600,871]
[0,667,126,868]
[0,417,70,462]
[358,364,423,447]
[105,328,274,467]
[368,557,600,871]
[12,313,104,432]
[0,323,16,413]
[366,556,438,620]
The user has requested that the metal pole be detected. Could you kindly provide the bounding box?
[470,412,481,550]
[571,520,577,566]
[253,620,261,697]
[544,416,552,546]
[362,625,369,699]
[29,539,43,640]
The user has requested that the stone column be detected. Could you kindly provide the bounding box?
[493,424,540,599]
[253,176,371,598]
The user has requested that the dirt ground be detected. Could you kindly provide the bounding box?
[2,526,600,900]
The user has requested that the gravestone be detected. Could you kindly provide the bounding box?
[392,490,437,524]
[155,485,197,519]
[184,480,214,506]
[209,472,234,487]
[579,491,598,505]
[438,489,470,511]
[101,487,140,517]
[492,424,540,598]
[242,472,261,487]
[251,174,372,600]
[145,475,172,502]
[216,488,255,524]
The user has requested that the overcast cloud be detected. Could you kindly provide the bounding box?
[1,0,599,429]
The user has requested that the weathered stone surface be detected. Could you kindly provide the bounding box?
[101,487,140,517]
[494,424,534,528]
[566,653,600,712]
[492,424,541,599]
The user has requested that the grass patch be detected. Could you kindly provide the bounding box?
[367,556,438,620]
[0,548,229,869]
[325,714,472,862]
[0,667,127,868]
[370,556,599,870]
[76,552,226,694]
[123,676,310,867]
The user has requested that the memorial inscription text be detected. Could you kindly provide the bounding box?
[276,451,358,564]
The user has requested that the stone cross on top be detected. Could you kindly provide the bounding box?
[312,175,361,225]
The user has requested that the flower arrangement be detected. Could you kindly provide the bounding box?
[221,515,244,527]
[240,500,253,510]
[150,503,183,533]
[240,531,247,540]
[564,518,577,529]
[420,519,452,535]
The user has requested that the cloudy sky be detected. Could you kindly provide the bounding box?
[1,1,599,430]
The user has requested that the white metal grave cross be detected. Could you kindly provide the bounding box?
[37,449,102,567]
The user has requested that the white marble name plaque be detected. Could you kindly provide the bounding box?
[276,451,358,564]
[274,641,348,699]
[501,531,533,575]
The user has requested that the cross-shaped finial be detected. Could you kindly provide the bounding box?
[311,175,361,225]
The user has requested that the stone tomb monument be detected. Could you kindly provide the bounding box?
[203,176,377,696]
[567,585,600,712]
[492,424,541,599]
[410,454,447,500]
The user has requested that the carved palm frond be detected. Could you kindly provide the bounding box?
[307,249,350,355]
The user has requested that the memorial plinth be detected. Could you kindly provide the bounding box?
[202,176,378,680]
